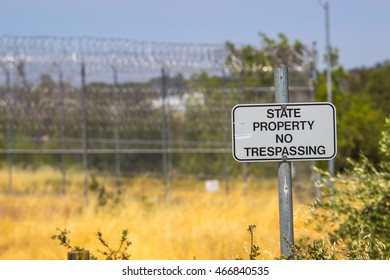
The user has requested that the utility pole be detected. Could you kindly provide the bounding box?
[319,0,335,186]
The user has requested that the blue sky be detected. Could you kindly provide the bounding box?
[1,0,389,70]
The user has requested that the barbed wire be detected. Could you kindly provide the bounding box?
[0,35,230,76]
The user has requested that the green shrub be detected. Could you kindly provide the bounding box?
[298,117,390,259]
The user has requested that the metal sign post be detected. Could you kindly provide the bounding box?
[231,67,337,259]
[274,67,294,258]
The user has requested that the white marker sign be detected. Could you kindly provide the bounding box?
[232,102,337,162]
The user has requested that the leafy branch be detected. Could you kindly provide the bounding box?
[96,229,132,260]
[51,228,131,260]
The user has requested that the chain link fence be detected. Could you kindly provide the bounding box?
[0,36,316,198]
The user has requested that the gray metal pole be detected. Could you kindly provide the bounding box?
[325,0,335,186]
[81,62,88,203]
[309,43,321,199]
[325,0,332,104]
[274,67,294,258]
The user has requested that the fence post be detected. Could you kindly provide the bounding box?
[54,62,67,195]
[68,250,90,260]
[222,69,230,195]
[1,63,13,193]
[274,67,294,259]
[112,65,122,190]
[81,62,88,203]
[161,67,170,200]
[240,71,248,194]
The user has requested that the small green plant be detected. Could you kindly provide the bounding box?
[89,174,100,192]
[278,225,388,260]
[51,228,131,260]
[89,174,122,208]
[277,238,337,260]
[234,225,261,260]
[247,225,261,260]
[342,225,387,260]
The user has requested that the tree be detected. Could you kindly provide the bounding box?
[226,32,309,71]
[315,47,388,171]
[348,61,390,115]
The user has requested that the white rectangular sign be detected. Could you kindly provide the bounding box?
[232,102,337,162]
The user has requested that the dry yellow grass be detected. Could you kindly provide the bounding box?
[0,167,316,260]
